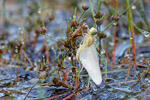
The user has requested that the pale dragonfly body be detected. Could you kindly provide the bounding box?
[76,27,102,85]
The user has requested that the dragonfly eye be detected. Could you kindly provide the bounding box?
[91,31,97,36]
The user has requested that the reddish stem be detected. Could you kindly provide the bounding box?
[131,31,137,72]
[17,70,20,84]
[20,49,23,61]
[103,42,110,61]
[22,50,34,69]
[62,93,75,100]
[112,25,117,64]
[33,34,38,48]
[47,92,69,100]
[64,67,68,81]
[75,74,79,89]
[45,41,50,65]
[112,0,119,64]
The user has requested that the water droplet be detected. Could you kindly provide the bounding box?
[68,57,71,60]
[18,27,24,34]
[21,41,24,45]
[101,48,105,55]
[109,42,114,46]
[15,48,19,54]
[130,37,133,40]
[34,62,38,66]
[38,8,41,14]
[18,27,21,31]
[143,31,150,37]
[21,31,24,34]
[131,5,136,10]
[113,22,117,26]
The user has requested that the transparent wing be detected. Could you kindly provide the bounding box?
[79,44,102,85]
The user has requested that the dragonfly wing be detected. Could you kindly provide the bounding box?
[79,44,102,85]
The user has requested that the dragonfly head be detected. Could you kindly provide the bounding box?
[89,27,97,36]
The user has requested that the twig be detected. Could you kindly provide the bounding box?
[62,93,75,100]
[24,82,38,100]
[46,92,70,100]
[22,50,34,68]
[108,79,138,85]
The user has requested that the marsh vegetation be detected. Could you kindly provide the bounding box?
[0,0,150,100]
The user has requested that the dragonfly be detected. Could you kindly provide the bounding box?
[76,27,102,85]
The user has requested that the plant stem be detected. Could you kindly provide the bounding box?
[112,0,119,64]
[89,0,97,26]
[126,0,137,73]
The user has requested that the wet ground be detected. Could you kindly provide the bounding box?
[0,0,150,100]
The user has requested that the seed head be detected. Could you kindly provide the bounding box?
[1,42,5,46]
[71,20,79,27]
[95,11,103,19]
[99,32,107,39]
[111,15,120,21]
[96,19,103,26]
[49,15,55,21]
[41,27,47,34]
[35,29,40,35]
[82,5,89,11]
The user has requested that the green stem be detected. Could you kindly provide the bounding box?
[89,0,97,26]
